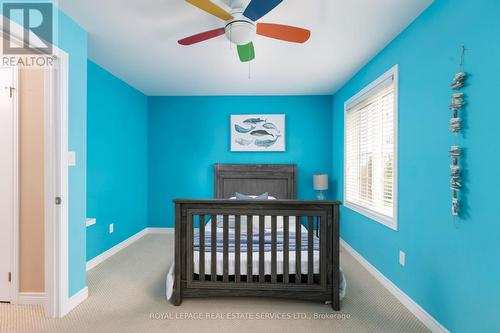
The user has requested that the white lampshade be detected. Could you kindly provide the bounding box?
[313,174,328,191]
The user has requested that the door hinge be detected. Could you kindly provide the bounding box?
[4,86,15,98]
[55,197,62,205]
[8,272,11,282]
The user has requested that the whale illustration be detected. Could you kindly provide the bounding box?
[250,130,274,137]
[255,135,281,148]
[235,137,253,146]
[243,118,266,125]
[234,124,255,134]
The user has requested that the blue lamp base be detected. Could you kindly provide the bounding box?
[316,190,325,200]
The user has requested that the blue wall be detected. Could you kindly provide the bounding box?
[87,61,148,261]
[332,0,500,332]
[148,96,333,227]
[57,10,88,297]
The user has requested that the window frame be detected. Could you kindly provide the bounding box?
[343,65,399,230]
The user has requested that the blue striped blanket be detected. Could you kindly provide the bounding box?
[193,229,319,253]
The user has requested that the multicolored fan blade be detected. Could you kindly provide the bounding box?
[178,28,226,45]
[256,23,311,43]
[185,0,234,21]
[243,0,282,21]
[237,42,255,62]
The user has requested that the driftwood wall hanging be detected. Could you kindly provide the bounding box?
[449,45,468,217]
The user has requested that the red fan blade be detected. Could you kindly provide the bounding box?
[178,28,225,45]
[256,23,311,43]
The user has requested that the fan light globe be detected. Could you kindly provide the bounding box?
[225,19,256,45]
[224,10,256,45]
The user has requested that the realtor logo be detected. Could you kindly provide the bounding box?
[2,2,53,54]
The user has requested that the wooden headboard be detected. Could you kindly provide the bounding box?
[214,164,297,200]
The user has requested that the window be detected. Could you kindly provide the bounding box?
[344,65,398,230]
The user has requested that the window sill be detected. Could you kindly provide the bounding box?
[344,201,398,231]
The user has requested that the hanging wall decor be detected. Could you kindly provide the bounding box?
[449,145,462,216]
[449,92,465,133]
[448,45,468,217]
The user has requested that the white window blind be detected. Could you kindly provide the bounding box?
[344,68,397,228]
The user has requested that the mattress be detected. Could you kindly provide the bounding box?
[193,221,320,275]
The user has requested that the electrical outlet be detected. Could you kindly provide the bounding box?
[67,151,76,166]
[399,250,406,266]
[109,223,114,234]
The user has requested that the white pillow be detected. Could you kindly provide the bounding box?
[215,215,296,232]
[215,194,293,231]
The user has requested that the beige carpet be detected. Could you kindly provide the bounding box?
[0,234,430,333]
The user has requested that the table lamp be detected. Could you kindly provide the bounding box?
[313,174,328,200]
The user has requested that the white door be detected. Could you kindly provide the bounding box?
[0,67,16,302]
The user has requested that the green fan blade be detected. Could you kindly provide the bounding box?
[237,42,255,62]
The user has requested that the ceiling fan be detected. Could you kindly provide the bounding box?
[178,0,311,62]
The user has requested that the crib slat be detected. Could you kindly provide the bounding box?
[271,215,277,283]
[199,215,205,281]
[296,216,301,283]
[223,215,229,282]
[211,215,217,282]
[307,216,314,284]
[259,215,265,283]
[283,216,289,283]
[190,214,195,282]
[315,216,319,237]
[235,215,241,282]
[247,215,253,282]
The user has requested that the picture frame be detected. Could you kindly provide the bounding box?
[230,114,286,152]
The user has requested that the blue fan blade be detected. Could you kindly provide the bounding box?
[243,0,283,21]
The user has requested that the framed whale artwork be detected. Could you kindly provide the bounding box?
[231,114,286,152]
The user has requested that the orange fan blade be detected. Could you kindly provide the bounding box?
[256,23,311,43]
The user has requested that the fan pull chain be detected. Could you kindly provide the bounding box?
[247,44,252,79]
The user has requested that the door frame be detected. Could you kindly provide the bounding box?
[0,65,20,304]
[1,16,70,317]
[44,50,70,318]
[11,68,19,305]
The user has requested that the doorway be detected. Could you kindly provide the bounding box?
[1,19,71,316]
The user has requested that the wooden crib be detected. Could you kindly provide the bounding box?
[172,164,341,310]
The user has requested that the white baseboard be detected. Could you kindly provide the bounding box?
[62,286,88,316]
[146,227,174,235]
[86,227,174,271]
[86,229,148,271]
[340,239,450,333]
[18,292,46,305]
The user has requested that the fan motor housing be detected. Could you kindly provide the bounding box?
[225,12,255,45]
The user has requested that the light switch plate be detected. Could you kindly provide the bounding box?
[68,151,76,166]
[399,250,406,266]
[109,223,114,234]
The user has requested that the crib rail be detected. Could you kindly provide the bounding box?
[173,199,340,310]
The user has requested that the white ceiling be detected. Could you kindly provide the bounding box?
[59,0,432,96]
